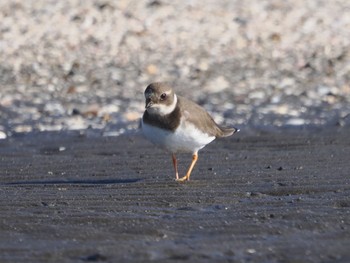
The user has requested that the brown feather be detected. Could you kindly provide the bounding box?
[177,96,237,137]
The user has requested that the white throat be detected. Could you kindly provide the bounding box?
[147,94,177,116]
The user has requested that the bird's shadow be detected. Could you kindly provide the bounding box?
[3,178,143,186]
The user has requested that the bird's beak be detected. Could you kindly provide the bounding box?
[145,98,153,109]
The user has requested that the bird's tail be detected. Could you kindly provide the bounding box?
[219,126,240,137]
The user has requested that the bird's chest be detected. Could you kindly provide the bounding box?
[141,118,215,153]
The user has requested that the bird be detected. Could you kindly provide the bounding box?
[141,82,239,181]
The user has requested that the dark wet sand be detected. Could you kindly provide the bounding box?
[1,128,350,262]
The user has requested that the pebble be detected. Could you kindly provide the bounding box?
[204,76,230,93]
[246,249,256,254]
[14,125,33,133]
[286,118,306,126]
[146,64,158,75]
[124,112,141,122]
[0,1,349,137]
[0,131,6,139]
[249,90,266,100]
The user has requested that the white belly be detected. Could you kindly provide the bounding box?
[141,119,215,154]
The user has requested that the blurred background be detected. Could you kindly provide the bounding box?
[0,0,349,139]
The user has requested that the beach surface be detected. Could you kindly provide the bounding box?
[1,128,349,262]
[1,1,350,262]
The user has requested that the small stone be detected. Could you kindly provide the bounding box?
[279,78,296,89]
[246,248,256,254]
[317,85,331,96]
[204,76,230,93]
[100,104,119,114]
[82,105,100,118]
[44,102,65,115]
[14,125,32,133]
[198,60,209,71]
[146,64,158,75]
[102,114,111,122]
[67,86,77,94]
[0,131,7,139]
[72,108,81,115]
[286,118,306,126]
[59,146,66,152]
[270,33,281,42]
[249,90,265,100]
[270,95,281,104]
[124,112,140,122]
[73,85,89,93]
[65,116,88,130]
[273,105,289,115]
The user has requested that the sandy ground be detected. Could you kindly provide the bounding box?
[1,1,349,262]
[0,127,349,262]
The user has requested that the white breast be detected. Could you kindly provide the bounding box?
[141,117,215,154]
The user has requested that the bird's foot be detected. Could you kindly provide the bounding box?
[176,175,189,182]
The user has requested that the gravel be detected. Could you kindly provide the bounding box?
[1,0,350,138]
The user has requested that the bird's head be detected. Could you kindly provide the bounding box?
[144,82,177,116]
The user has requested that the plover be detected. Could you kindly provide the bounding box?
[141,82,238,181]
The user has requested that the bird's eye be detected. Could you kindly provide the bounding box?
[160,93,167,100]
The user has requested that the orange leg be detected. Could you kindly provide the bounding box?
[177,153,198,182]
[172,154,179,180]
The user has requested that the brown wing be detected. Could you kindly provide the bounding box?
[177,96,237,138]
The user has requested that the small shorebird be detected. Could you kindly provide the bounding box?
[141,82,238,181]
